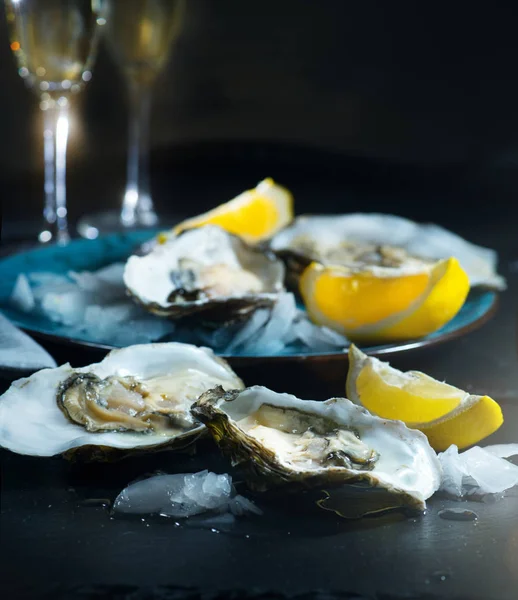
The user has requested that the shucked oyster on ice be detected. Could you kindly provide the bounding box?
[124,225,285,322]
[270,213,505,290]
[0,343,243,457]
[192,386,441,512]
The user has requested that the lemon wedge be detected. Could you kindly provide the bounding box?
[346,344,503,451]
[299,256,470,342]
[170,178,293,244]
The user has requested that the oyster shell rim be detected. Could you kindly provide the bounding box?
[0,342,244,458]
[124,225,286,322]
[191,385,442,511]
[269,213,506,291]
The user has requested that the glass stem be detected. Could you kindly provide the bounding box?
[121,80,156,227]
[42,99,70,244]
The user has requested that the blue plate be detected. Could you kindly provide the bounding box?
[0,232,498,363]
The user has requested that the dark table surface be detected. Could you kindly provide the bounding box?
[1,157,518,600]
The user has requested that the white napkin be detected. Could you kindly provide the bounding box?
[0,312,57,375]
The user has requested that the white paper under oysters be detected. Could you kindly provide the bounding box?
[0,311,57,374]
[271,213,506,290]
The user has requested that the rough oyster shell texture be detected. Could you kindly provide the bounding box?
[270,213,505,291]
[0,342,244,458]
[192,385,442,512]
[124,225,285,323]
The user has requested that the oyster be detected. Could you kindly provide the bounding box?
[270,213,505,290]
[124,225,285,322]
[0,343,243,457]
[192,386,441,512]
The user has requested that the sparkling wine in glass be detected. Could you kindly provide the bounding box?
[77,0,184,239]
[5,0,102,244]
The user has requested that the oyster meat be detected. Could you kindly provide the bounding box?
[124,225,285,321]
[270,213,505,290]
[0,342,243,457]
[192,386,441,511]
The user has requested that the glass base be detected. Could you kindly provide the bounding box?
[76,210,171,240]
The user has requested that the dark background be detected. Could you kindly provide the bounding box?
[2,4,518,599]
[2,0,518,239]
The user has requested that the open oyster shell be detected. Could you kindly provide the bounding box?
[192,385,441,512]
[270,213,505,290]
[0,342,243,458]
[124,225,285,322]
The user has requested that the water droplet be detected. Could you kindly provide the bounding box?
[438,508,478,522]
[431,570,452,582]
[482,493,505,504]
[80,499,112,509]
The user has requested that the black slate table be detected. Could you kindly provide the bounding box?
[1,160,518,600]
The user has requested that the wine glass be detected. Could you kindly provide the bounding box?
[76,0,184,239]
[5,0,103,244]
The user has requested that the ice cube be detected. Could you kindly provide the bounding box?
[69,263,126,303]
[28,272,70,287]
[461,446,518,494]
[186,323,238,351]
[40,289,89,327]
[94,263,125,285]
[68,270,102,292]
[482,444,518,459]
[9,274,35,313]
[184,471,232,510]
[224,308,270,353]
[292,315,349,352]
[438,445,466,497]
[438,444,518,498]
[202,471,232,500]
[228,494,263,516]
[245,293,297,355]
[113,474,189,515]
[122,314,175,344]
[113,471,260,519]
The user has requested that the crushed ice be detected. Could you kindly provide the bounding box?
[113,470,262,519]
[438,444,518,499]
[8,266,349,354]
